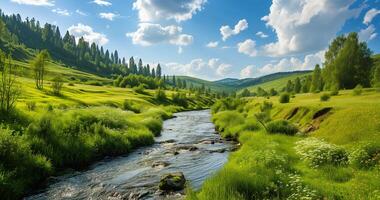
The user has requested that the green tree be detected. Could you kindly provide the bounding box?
[323,33,372,89]
[51,76,64,95]
[310,64,322,93]
[294,77,301,93]
[302,75,312,93]
[156,64,162,78]
[240,88,251,97]
[32,50,50,89]
[0,51,21,113]
[371,65,380,88]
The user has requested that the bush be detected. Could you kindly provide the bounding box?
[68,83,75,86]
[330,88,339,96]
[0,128,52,199]
[51,76,64,95]
[266,120,298,135]
[155,88,167,102]
[212,111,245,139]
[133,84,147,94]
[26,101,36,111]
[350,142,380,169]
[295,138,349,168]
[172,93,188,107]
[353,84,363,96]
[320,93,331,102]
[279,93,290,103]
[123,100,140,113]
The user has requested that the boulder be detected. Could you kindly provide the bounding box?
[152,161,170,168]
[159,172,186,191]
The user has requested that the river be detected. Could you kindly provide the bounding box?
[26,110,234,200]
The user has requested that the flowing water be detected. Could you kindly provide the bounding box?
[26,110,235,200]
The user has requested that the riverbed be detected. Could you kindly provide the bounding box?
[26,110,234,200]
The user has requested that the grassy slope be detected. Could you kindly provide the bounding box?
[244,72,311,92]
[191,90,380,200]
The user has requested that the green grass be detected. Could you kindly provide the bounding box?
[190,89,380,200]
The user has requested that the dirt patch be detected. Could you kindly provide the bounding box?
[302,107,333,133]
[286,107,299,120]
[312,107,332,119]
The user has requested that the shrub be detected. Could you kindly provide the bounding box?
[330,88,339,96]
[350,142,380,169]
[279,93,290,103]
[47,104,54,111]
[353,84,363,96]
[260,101,273,112]
[172,93,188,107]
[212,111,245,139]
[26,101,37,111]
[51,76,64,95]
[133,84,147,94]
[123,100,140,113]
[68,83,75,86]
[0,128,52,199]
[155,88,167,102]
[295,138,349,168]
[266,120,298,135]
[320,93,331,102]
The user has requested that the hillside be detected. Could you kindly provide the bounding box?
[216,71,311,88]
[177,76,236,93]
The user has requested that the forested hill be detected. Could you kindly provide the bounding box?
[0,10,142,77]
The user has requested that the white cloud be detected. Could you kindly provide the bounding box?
[216,63,232,76]
[256,31,268,38]
[206,41,219,48]
[52,8,70,16]
[178,47,183,54]
[99,12,119,21]
[92,0,111,6]
[359,25,377,41]
[68,24,109,45]
[262,0,361,56]
[166,59,206,76]
[11,0,54,6]
[76,9,87,16]
[133,0,206,22]
[208,58,219,68]
[237,39,257,57]
[363,8,380,25]
[240,65,254,78]
[220,19,248,41]
[256,51,325,76]
[126,23,193,47]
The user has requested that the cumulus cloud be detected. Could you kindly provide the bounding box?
[220,19,248,41]
[256,31,268,38]
[52,8,70,16]
[363,8,380,25]
[92,0,111,6]
[237,39,257,57]
[68,24,109,45]
[99,12,119,21]
[208,58,220,68]
[133,0,206,22]
[240,65,254,78]
[256,51,325,76]
[206,41,219,48]
[126,23,193,47]
[11,0,54,6]
[359,25,377,41]
[216,63,232,76]
[262,0,361,56]
[165,59,206,76]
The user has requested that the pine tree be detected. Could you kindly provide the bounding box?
[156,64,162,78]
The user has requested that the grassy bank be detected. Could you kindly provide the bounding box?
[189,89,380,199]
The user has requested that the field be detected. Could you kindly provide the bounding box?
[189,89,380,200]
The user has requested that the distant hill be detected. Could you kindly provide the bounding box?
[177,76,236,93]
[215,71,312,89]
[244,71,312,92]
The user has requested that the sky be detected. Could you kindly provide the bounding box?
[1,0,380,81]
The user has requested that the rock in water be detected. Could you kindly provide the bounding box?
[159,172,186,191]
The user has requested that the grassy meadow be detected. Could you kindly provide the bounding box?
[188,89,380,200]
[0,60,214,199]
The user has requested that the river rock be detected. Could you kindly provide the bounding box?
[152,161,170,168]
[176,145,198,151]
[159,172,186,191]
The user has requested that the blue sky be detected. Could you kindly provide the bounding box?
[1,0,380,80]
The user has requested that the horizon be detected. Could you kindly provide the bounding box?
[1,0,380,81]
